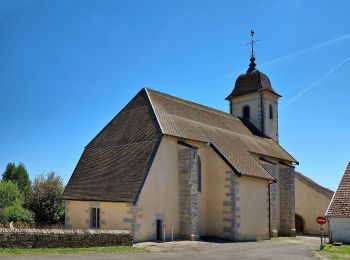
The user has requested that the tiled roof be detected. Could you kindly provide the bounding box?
[226,70,281,99]
[295,172,334,199]
[63,91,162,203]
[63,88,298,204]
[326,162,350,217]
[147,88,297,180]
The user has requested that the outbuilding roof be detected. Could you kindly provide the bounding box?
[63,88,297,204]
[326,162,350,217]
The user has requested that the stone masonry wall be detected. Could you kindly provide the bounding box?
[261,163,279,237]
[279,166,296,236]
[222,171,238,240]
[0,229,133,248]
[178,146,200,240]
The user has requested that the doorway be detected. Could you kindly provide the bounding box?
[156,219,162,241]
[295,214,304,234]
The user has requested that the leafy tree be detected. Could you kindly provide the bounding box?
[2,162,31,195]
[0,181,34,223]
[27,172,65,224]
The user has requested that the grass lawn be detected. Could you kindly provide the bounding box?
[322,244,350,259]
[0,246,147,256]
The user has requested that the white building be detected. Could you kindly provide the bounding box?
[326,162,350,244]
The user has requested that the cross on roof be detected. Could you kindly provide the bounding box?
[247,30,259,58]
[246,30,258,73]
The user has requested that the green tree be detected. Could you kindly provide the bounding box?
[2,163,16,181]
[0,181,34,223]
[0,180,22,208]
[2,162,31,195]
[27,172,65,224]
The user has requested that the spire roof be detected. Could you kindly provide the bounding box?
[247,30,258,73]
[226,31,281,100]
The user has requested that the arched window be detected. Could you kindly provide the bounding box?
[269,105,273,120]
[243,105,250,120]
[197,155,202,192]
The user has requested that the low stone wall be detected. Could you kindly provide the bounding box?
[0,229,133,248]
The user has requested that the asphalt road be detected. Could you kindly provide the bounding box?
[2,236,325,260]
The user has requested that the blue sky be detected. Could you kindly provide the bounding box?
[0,0,349,191]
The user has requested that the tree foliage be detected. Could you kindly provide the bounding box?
[27,172,65,224]
[0,181,34,223]
[0,181,22,208]
[2,162,31,195]
[1,201,34,223]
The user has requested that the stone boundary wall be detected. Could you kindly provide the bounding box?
[0,229,133,248]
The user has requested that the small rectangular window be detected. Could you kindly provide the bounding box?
[90,207,100,229]
[243,106,250,120]
[269,105,273,120]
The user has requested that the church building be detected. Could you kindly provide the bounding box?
[63,34,298,242]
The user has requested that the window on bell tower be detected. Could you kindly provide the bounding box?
[269,105,273,120]
[243,106,250,120]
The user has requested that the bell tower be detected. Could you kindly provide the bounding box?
[226,31,281,142]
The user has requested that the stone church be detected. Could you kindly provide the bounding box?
[63,47,298,242]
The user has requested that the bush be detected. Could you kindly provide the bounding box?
[0,181,23,209]
[0,181,34,224]
[27,172,64,224]
[0,201,34,224]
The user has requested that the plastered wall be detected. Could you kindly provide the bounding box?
[262,92,279,142]
[65,136,271,242]
[329,217,350,244]
[133,136,180,242]
[230,91,279,142]
[65,200,131,230]
[230,92,262,131]
[206,146,231,238]
[236,176,270,241]
[295,178,331,235]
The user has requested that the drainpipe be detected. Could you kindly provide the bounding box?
[268,179,277,239]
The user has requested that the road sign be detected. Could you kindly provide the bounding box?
[316,216,327,250]
[316,216,327,225]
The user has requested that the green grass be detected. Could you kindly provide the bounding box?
[0,246,146,256]
[323,245,350,254]
[321,245,350,260]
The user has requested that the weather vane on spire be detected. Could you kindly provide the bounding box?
[247,30,259,58]
[247,30,258,73]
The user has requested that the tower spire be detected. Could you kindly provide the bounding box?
[247,30,258,73]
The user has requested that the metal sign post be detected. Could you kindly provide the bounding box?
[316,216,327,250]
[320,225,324,250]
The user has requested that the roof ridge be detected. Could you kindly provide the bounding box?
[144,88,164,133]
[145,87,242,122]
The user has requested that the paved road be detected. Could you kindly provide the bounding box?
[3,236,325,260]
